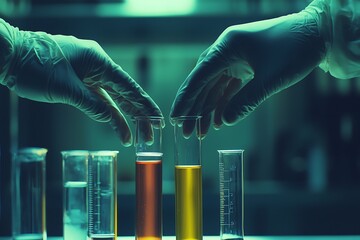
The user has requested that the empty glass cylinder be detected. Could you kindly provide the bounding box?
[88,151,118,240]
[12,147,47,240]
[218,150,244,240]
[135,116,164,240]
[62,150,88,240]
[173,116,202,240]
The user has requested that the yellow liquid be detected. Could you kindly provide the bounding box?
[175,165,202,240]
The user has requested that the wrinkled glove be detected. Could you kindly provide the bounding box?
[0,19,162,146]
[171,0,360,137]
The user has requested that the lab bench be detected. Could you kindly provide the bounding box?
[1,236,359,240]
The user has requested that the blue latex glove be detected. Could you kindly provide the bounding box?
[0,19,162,146]
[171,0,360,137]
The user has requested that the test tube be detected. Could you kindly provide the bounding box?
[88,151,118,240]
[218,150,244,240]
[11,147,47,240]
[135,116,164,240]
[173,116,202,240]
[62,150,88,240]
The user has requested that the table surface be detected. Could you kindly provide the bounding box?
[1,236,360,240]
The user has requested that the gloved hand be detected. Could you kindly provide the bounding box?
[0,19,162,146]
[171,0,360,137]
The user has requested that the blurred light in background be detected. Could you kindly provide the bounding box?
[120,0,196,17]
[0,0,360,237]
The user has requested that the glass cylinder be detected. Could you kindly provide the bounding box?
[88,151,118,240]
[12,147,47,240]
[135,116,164,240]
[62,150,88,240]
[173,116,202,240]
[218,150,244,240]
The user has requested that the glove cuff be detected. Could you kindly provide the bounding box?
[302,0,332,75]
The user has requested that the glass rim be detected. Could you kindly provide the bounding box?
[136,152,163,157]
[15,147,48,162]
[171,115,202,121]
[89,150,119,156]
[218,149,244,154]
[133,115,164,120]
[61,150,89,156]
[17,147,48,156]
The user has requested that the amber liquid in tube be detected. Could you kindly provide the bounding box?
[175,165,202,240]
[136,155,162,240]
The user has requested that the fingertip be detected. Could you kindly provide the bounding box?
[199,134,206,140]
[161,119,166,128]
[152,118,165,129]
[108,111,133,146]
[213,123,222,130]
[122,130,133,147]
[169,117,175,126]
[116,124,133,147]
[121,137,133,147]
[222,108,239,126]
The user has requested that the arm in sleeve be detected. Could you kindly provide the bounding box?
[0,18,17,87]
[307,0,360,79]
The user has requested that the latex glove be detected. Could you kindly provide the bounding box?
[0,19,162,146]
[171,0,359,137]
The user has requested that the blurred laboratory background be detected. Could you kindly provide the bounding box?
[1,0,360,237]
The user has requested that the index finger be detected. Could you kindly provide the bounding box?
[170,47,231,119]
[102,63,163,119]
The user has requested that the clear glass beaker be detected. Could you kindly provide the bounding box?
[173,116,202,240]
[218,150,244,240]
[88,151,118,240]
[12,147,47,240]
[62,150,88,240]
[135,116,164,240]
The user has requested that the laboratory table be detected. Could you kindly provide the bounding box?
[1,236,359,240]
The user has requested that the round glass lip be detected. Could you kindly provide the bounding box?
[61,150,89,156]
[218,149,244,154]
[17,147,48,155]
[15,147,48,162]
[89,150,119,156]
[133,115,164,120]
[136,152,163,157]
[171,115,202,121]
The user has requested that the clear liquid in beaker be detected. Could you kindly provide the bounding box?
[64,181,87,240]
[13,234,44,240]
[13,159,46,239]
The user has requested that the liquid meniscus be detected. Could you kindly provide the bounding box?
[64,181,87,240]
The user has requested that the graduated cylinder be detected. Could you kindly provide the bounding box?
[218,150,244,240]
[135,116,164,240]
[88,151,118,240]
[173,116,202,240]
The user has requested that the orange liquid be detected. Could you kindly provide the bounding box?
[136,160,162,240]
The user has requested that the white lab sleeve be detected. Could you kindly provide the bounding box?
[0,18,17,87]
[309,0,360,79]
